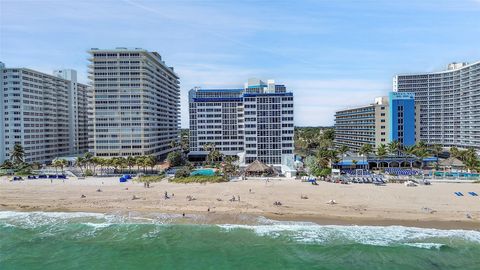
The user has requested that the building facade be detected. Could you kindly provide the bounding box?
[394,61,480,150]
[334,93,417,151]
[0,62,90,164]
[189,79,295,170]
[88,48,180,158]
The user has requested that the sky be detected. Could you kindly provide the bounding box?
[1,0,479,128]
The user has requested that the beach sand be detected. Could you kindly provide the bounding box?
[0,176,479,229]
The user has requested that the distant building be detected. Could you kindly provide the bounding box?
[189,78,295,173]
[0,62,90,164]
[334,92,418,151]
[394,61,480,150]
[88,48,180,158]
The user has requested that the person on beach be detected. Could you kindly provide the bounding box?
[237,195,240,202]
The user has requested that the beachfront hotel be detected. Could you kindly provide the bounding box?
[394,61,480,150]
[334,92,419,151]
[0,62,90,164]
[188,78,295,174]
[88,48,180,158]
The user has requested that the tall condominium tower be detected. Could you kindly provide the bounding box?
[0,62,90,164]
[189,79,295,172]
[394,61,480,150]
[88,48,180,158]
[334,92,418,151]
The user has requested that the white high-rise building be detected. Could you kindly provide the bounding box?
[88,48,180,158]
[0,62,90,164]
[189,79,295,172]
[394,61,480,150]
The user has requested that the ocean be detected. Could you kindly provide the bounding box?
[1,211,479,270]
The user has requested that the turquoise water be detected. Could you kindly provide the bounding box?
[190,168,215,176]
[1,212,480,270]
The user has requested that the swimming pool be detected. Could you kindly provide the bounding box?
[190,169,215,176]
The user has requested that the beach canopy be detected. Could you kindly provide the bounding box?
[439,157,465,168]
[244,160,275,176]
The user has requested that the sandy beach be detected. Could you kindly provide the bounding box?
[0,176,479,230]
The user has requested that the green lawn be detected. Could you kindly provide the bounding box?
[170,175,226,183]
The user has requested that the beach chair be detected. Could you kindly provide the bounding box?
[468,192,478,197]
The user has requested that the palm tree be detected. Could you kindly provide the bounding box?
[10,143,25,165]
[126,156,136,173]
[145,156,156,173]
[403,145,417,168]
[76,156,86,175]
[83,152,93,171]
[60,159,68,173]
[222,155,239,180]
[449,146,460,159]
[376,144,387,168]
[135,156,144,172]
[429,144,443,159]
[414,148,429,170]
[464,156,478,173]
[203,143,223,165]
[338,145,349,157]
[387,140,401,156]
[52,159,62,175]
[359,144,373,165]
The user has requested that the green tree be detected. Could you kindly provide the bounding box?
[359,144,373,164]
[10,143,25,165]
[414,148,429,170]
[52,159,62,175]
[175,166,191,178]
[76,156,86,175]
[222,156,239,180]
[203,143,223,166]
[166,151,185,167]
[376,144,387,168]
[387,140,401,156]
[126,156,136,172]
[403,145,417,168]
[145,156,156,173]
[338,145,349,157]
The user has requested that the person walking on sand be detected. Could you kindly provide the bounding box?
[237,195,240,202]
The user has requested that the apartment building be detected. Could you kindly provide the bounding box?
[394,61,480,150]
[0,62,90,164]
[334,93,417,151]
[88,48,180,158]
[189,78,295,171]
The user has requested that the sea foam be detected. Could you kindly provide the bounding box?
[218,218,480,247]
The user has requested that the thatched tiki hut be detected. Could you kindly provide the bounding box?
[244,160,276,177]
[439,157,465,171]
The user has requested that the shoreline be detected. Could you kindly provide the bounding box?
[1,176,479,230]
[1,206,479,231]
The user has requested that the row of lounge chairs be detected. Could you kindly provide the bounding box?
[350,177,385,185]
[341,169,371,176]
[384,168,419,176]
[12,175,68,181]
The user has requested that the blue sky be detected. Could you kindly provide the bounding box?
[1,0,479,127]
